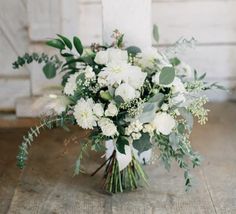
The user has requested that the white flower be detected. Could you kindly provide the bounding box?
[94,48,128,65]
[93,103,104,117]
[171,94,186,105]
[107,48,128,63]
[115,83,136,102]
[152,112,176,135]
[172,78,186,94]
[161,103,169,111]
[83,66,95,79]
[125,120,143,135]
[73,98,97,129]
[143,124,155,134]
[98,62,129,86]
[94,50,109,65]
[105,103,118,117]
[63,73,79,96]
[98,118,118,137]
[127,65,147,89]
[131,132,142,140]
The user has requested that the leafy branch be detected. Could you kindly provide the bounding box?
[12,52,63,79]
[17,114,75,169]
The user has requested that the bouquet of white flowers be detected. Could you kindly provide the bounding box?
[13,29,223,193]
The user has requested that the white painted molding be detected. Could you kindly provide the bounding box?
[101,0,152,48]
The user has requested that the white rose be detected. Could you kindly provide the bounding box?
[171,94,186,106]
[115,83,136,102]
[172,78,186,94]
[84,66,95,79]
[93,103,104,117]
[152,112,176,135]
[127,65,147,89]
[94,50,109,65]
[105,103,118,117]
[98,118,118,137]
[107,48,128,63]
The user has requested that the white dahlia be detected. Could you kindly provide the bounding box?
[73,98,97,129]
[63,73,79,96]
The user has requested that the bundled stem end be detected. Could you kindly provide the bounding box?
[103,151,148,194]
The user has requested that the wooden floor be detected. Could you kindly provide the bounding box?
[0,102,235,214]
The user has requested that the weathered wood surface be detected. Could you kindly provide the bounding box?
[0,102,235,213]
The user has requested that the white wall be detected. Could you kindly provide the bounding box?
[0,0,236,111]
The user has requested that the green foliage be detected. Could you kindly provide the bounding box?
[73,36,83,55]
[159,67,175,85]
[153,24,159,43]
[133,133,152,154]
[17,114,75,169]
[169,57,181,66]
[47,39,65,50]
[126,46,141,57]
[178,107,194,131]
[154,133,201,191]
[116,136,129,154]
[57,34,73,50]
[12,53,62,79]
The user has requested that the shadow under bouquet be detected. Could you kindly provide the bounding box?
[13,29,223,194]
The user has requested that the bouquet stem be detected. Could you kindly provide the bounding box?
[102,151,148,193]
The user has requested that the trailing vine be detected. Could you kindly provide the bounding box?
[17,113,75,169]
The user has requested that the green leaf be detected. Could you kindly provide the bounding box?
[46,39,65,50]
[42,62,57,79]
[177,123,185,134]
[116,136,129,154]
[114,95,125,106]
[148,93,164,105]
[100,91,113,101]
[138,102,158,123]
[57,34,72,50]
[169,57,181,66]
[126,46,141,57]
[159,66,175,85]
[169,132,179,151]
[133,133,152,155]
[178,107,194,131]
[153,24,159,43]
[73,36,83,55]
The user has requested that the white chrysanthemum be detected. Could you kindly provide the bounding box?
[115,83,136,102]
[127,65,147,89]
[105,103,118,117]
[63,73,79,96]
[98,118,118,137]
[83,65,95,79]
[93,103,104,117]
[152,112,176,135]
[73,98,97,129]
